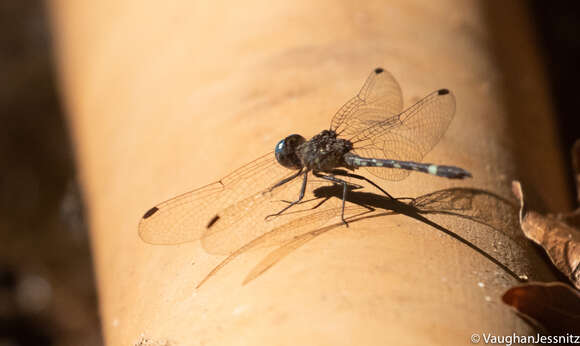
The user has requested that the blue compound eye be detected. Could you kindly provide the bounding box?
[274,134,305,170]
[275,139,285,156]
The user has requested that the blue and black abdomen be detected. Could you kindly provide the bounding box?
[344,153,471,179]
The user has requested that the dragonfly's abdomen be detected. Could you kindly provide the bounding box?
[344,153,471,179]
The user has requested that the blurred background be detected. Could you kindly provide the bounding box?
[0,1,578,345]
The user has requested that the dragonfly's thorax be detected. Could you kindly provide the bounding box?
[297,130,354,171]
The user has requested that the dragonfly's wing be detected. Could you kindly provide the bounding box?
[351,89,456,181]
[241,205,373,285]
[199,178,342,255]
[138,152,302,246]
[330,68,403,135]
[197,202,356,287]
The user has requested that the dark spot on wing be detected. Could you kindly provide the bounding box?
[142,207,159,219]
[374,67,384,74]
[206,215,220,228]
[437,88,450,95]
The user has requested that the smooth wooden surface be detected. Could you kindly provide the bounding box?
[49,0,568,345]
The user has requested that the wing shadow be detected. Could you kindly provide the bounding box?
[197,185,528,288]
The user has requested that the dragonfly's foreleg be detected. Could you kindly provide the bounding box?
[265,170,309,220]
[278,196,331,211]
[268,167,303,192]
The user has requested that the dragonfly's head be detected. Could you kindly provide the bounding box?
[275,134,305,170]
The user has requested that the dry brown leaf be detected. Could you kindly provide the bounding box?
[502,282,580,334]
[512,181,580,289]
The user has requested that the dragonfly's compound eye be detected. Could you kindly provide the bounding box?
[275,134,305,169]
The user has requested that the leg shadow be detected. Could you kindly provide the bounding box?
[198,185,529,287]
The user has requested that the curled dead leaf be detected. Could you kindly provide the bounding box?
[512,181,580,289]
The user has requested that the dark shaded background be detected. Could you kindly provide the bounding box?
[0,2,577,345]
[0,2,101,346]
[529,2,580,197]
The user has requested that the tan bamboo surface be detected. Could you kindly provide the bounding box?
[48,0,569,345]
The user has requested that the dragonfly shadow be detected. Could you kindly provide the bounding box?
[197,185,529,288]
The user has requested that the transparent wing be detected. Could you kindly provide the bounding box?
[330,67,403,136]
[330,68,455,181]
[199,178,343,255]
[139,153,293,246]
[351,89,456,181]
[138,152,338,254]
[197,202,360,287]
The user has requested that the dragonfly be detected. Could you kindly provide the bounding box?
[138,67,471,255]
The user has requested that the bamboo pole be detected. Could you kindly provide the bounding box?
[48,0,569,344]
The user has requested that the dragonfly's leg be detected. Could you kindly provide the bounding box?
[265,170,309,220]
[269,168,303,192]
[313,171,351,227]
[328,169,394,199]
[278,196,331,211]
[278,174,361,205]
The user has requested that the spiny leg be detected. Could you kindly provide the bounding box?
[329,170,416,203]
[277,173,364,206]
[327,169,395,199]
[269,168,303,192]
[278,196,331,210]
[313,171,353,226]
[265,170,309,220]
